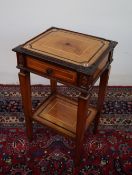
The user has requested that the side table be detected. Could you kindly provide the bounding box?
[13,27,117,165]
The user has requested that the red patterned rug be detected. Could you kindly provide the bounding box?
[0,85,132,175]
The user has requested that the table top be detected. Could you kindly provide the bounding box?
[13,27,117,74]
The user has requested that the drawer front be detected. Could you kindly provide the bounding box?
[26,56,77,84]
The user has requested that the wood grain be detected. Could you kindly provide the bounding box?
[23,28,110,66]
[26,56,77,84]
[18,71,33,141]
[32,94,97,138]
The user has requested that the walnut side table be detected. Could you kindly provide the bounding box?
[13,27,117,166]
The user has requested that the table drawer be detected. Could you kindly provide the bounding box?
[26,56,77,84]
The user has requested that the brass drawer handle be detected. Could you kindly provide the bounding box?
[46,68,53,75]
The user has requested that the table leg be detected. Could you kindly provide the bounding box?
[75,94,90,166]
[93,66,111,134]
[50,79,57,93]
[19,71,33,141]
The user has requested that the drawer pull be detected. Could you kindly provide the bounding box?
[46,68,53,75]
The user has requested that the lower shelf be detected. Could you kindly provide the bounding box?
[32,94,97,137]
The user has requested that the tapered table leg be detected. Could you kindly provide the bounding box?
[19,71,33,141]
[75,94,90,166]
[50,79,57,93]
[93,66,111,134]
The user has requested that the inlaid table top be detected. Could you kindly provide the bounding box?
[13,27,117,74]
[23,27,110,66]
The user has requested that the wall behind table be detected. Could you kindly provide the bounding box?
[0,0,132,85]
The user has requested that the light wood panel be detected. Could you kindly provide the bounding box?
[23,28,110,66]
[32,94,97,137]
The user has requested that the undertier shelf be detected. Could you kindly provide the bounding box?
[32,94,97,137]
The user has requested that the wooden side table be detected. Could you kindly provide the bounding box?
[13,27,117,166]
